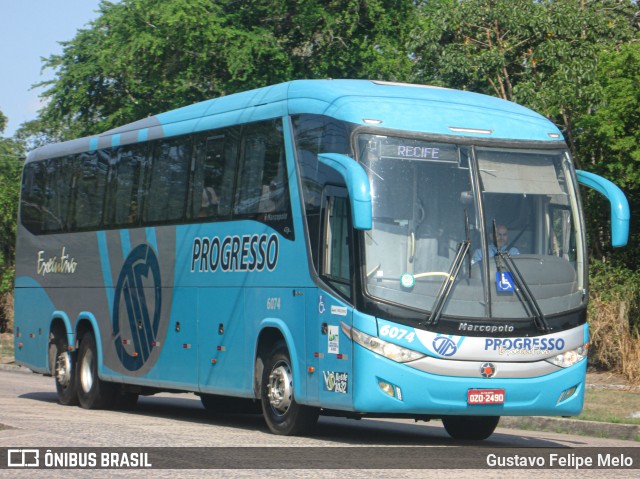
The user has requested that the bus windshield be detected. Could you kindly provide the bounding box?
[358,134,585,320]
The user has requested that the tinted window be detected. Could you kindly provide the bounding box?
[20,162,47,234]
[109,145,146,227]
[71,151,108,230]
[234,120,293,238]
[191,129,239,220]
[235,121,288,216]
[144,137,190,223]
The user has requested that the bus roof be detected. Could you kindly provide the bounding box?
[27,79,565,163]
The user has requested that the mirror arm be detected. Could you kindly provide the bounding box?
[576,170,630,247]
[318,153,372,230]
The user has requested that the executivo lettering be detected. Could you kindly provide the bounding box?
[37,247,78,276]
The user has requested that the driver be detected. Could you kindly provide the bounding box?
[471,224,520,264]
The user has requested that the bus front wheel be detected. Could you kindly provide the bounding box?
[76,332,116,409]
[442,415,500,440]
[52,335,78,406]
[260,341,318,435]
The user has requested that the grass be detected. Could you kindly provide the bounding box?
[579,388,640,425]
[0,332,13,363]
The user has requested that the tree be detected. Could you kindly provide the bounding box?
[412,0,639,163]
[0,111,23,314]
[576,42,640,266]
[32,0,417,141]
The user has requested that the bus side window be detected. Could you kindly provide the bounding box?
[20,162,47,235]
[322,194,352,300]
[144,137,191,223]
[109,145,145,227]
[234,120,288,216]
[191,129,238,220]
[71,151,108,231]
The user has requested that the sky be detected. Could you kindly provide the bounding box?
[0,0,109,138]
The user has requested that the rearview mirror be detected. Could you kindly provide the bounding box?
[576,170,629,247]
[318,153,372,230]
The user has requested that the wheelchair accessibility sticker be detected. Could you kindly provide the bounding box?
[496,272,515,292]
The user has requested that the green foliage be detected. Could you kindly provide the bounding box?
[412,0,639,161]
[0,111,22,298]
[32,0,418,140]
[576,43,640,267]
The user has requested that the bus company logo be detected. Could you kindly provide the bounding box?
[112,244,162,371]
[432,336,458,357]
[480,362,496,378]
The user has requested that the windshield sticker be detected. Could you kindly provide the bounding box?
[322,371,348,394]
[328,325,339,354]
[496,272,515,292]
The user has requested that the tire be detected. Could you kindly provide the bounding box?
[442,415,500,440]
[260,341,319,435]
[76,332,117,409]
[201,394,261,415]
[52,335,78,406]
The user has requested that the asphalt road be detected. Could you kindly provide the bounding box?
[0,368,638,478]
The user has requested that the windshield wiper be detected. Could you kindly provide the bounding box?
[425,239,470,326]
[492,221,550,333]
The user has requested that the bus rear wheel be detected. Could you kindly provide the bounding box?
[52,335,78,406]
[76,332,117,409]
[442,415,500,440]
[260,341,318,435]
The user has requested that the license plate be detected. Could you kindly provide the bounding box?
[467,389,505,405]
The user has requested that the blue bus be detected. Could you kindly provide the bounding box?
[14,80,629,440]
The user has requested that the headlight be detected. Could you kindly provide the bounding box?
[351,327,425,363]
[546,343,589,368]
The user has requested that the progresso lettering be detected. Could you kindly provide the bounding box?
[191,234,279,273]
[485,337,565,352]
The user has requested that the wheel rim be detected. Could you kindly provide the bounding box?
[55,351,72,388]
[79,348,94,394]
[267,360,293,416]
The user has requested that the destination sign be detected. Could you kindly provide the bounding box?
[379,141,458,163]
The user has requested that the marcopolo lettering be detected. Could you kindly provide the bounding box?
[191,233,279,273]
[459,322,515,333]
[485,337,565,352]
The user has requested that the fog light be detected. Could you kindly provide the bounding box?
[557,385,578,403]
[378,381,396,398]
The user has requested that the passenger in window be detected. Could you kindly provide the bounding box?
[259,180,279,213]
[200,186,218,217]
[471,224,520,264]
[128,202,138,224]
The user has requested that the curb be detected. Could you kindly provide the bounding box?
[499,416,639,442]
[0,363,32,374]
